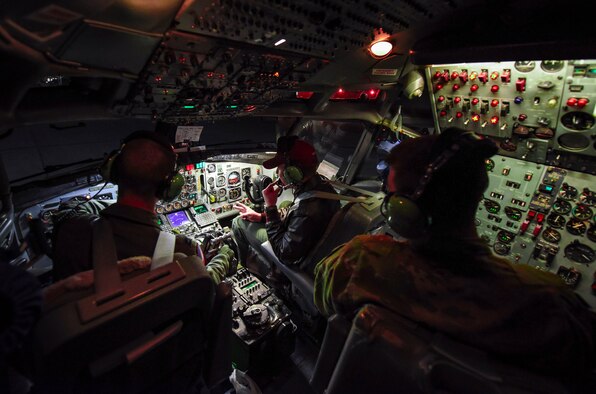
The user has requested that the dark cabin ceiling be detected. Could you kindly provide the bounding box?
[1,0,595,128]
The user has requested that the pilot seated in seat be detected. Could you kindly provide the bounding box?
[314,128,596,381]
[232,136,340,276]
[52,131,233,284]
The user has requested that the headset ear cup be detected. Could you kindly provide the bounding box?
[284,166,303,184]
[100,151,120,184]
[159,172,185,202]
[385,194,430,238]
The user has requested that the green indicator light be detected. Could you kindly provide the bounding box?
[183,105,195,109]
[195,163,201,169]
[227,105,238,109]
[241,281,258,290]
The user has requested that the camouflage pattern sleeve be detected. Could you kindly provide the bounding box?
[313,243,356,317]
[206,244,233,284]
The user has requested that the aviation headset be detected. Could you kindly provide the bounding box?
[278,136,306,185]
[100,131,184,202]
[381,130,497,239]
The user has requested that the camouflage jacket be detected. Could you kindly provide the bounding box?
[314,234,596,378]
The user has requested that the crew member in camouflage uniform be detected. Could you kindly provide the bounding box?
[314,128,595,380]
[52,131,232,284]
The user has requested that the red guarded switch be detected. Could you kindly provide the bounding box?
[516,78,526,92]
[459,71,468,84]
[577,98,589,108]
[501,70,511,83]
[478,71,488,83]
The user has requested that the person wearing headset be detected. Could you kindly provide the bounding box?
[314,128,595,381]
[52,131,233,284]
[232,136,340,274]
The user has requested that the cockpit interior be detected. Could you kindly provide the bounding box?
[1,0,596,393]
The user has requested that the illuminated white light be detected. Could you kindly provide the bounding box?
[274,38,286,46]
[369,40,393,58]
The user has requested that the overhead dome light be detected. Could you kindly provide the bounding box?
[368,28,393,59]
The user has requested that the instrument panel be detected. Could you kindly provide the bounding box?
[427,60,596,174]
[476,155,596,308]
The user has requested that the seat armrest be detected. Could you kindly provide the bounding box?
[309,314,351,393]
[261,241,317,314]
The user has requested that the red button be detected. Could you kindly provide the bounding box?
[470,84,479,92]
[452,84,460,91]
[491,99,499,107]
[567,97,578,107]
[437,95,445,102]
[518,114,528,121]
[491,85,499,93]
[435,84,444,91]
[456,111,463,118]
[433,71,442,80]
[439,110,447,117]
[451,71,459,80]
[471,98,480,105]
[454,97,461,104]
[577,98,589,108]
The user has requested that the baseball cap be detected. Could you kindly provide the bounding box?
[263,136,318,170]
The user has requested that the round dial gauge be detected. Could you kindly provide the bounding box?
[572,204,593,221]
[156,206,164,214]
[493,242,511,256]
[206,164,216,173]
[483,199,501,214]
[174,201,182,210]
[587,225,596,243]
[566,218,587,236]
[559,184,578,200]
[217,188,227,197]
[504,206,522,221]
[485,159,495,171]
[207,177,214,186]
[580,189,596,207]
[166,203,173,212]
[564,241,595,264]
[546,213,566,229]
[228,171,241,185]
[542,227,561,244]
[216,175,226,187]
[552,199,572,215]
[497,230,515,244]
[514,61,536,72]
[182,200,189,208]
[540,60,564,72]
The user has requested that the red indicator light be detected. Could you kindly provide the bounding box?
[454,97,461,104]
[433,71,442,80]
[338,88,344,93]
[518,114,528,121]
[456,111,463,118]
[566,97,578,107]
[245,105,257,112]
[490,71,499,80]
[490,116,499,124]
[451,71,459,80]
[154,75,162,82]
[490,85,500,93]
[439,110,447,117]
[178,56,186,64]
[491,99,499,107]
[369,89,376,95]
[471,98,480,105]
[577,98,589,108]
[435,84,444,91]
[452,84,460,91]
[296,91,314,99]
[437,95,445,102]
[470,84,479,92]
[185,164,194,171]
[471,113,480,122]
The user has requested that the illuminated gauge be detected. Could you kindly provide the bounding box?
[186,184,197,192]
[540,60,565,73]
[546,213,566,229]
[493,242,511,256]
[174,201,182,210]
[166,203,173,212]
[552,199,572,215]
[514,61,536,72]
[504,206,522,221]
[564,241,595,264]
[216,175,226,187]
[228,187,242,200]
[179,192,188,200]
[579,189,596,206]
[156,206,164,214]
[587,225,596,243]
[188,193,197,200]
[542,227,561,244]
[483,199,501,214]
[241,167,251,178]
[182,200,189,208]
[497,230,515,244]
[559,184,578,200]
[228,171,241,185]
[572,204,593,221]
[217,188,227,197]
[566,218,587,236]
[485,159,495,172]
[186,175,196,183]
[207,177,214,186]
[207,164,216,173]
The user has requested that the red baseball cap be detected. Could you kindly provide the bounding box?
[263,137,318,170]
